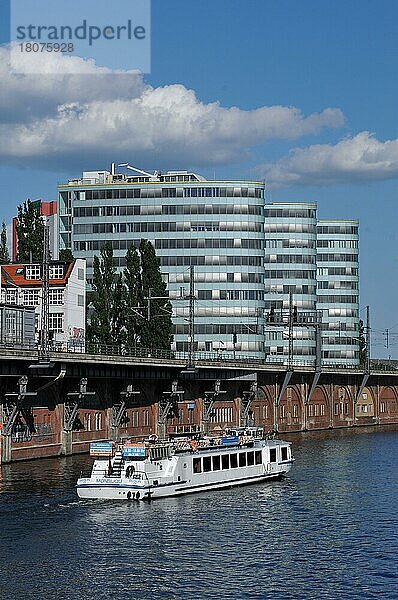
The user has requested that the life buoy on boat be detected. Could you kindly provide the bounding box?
[190,440,198,452]
[149,434,158,442]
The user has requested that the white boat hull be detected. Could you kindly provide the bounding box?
[77,433,294,501]
[76,462,293,501]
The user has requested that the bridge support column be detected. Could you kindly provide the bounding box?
[1,376,38,463]
[239,382,257,428]
[108,385,141,442]
[61,378,96,456]
[60,429,73,456]
[157,381,184,440]
[0,429,12,464]
[201,379,226,435]
[274,371,293,433]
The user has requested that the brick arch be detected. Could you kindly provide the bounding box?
[380,385,398,402]
[332,385,354,424]
[278,384,304,432]
[306,385,329,429]
[355,386,375,419]
[379,386,398,422]
[252,385,274,430]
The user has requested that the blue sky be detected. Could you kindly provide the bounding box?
[0,0,397,355]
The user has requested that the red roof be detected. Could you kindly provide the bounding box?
[0,262,74,287]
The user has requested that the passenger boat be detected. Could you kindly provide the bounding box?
[76,428,294,501]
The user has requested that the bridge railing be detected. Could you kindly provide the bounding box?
[0,340,396,372]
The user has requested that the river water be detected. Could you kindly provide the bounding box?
[0,426,397,600]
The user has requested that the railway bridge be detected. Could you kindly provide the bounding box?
[0,348,397,463]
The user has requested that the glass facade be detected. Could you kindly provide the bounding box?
[59,168,360,366]
[316,220,359,365]
[58,170,266,359]
[264,204,360,366]
[264,203,318,364]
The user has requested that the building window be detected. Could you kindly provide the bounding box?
[23,289,40,307]
[5,289,18,305]
[48,312,63,332]
[26,265,41,280]
[84,413,91,431]
[95,412,102,430]
[131,411,139,427]
[78,268,84,280]
[50,265,64,279]
[49,289,64,305]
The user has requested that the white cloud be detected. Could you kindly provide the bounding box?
[0,46,345,171]
[0,46,145,123]
[259,132,398,188]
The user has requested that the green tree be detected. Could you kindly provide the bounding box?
[16,200,44,262]
[124,244,143,349]
[88,242,118,347]
[59,248,74,262]
[111,273,126,347]
[0,221,9,262]
[139,239,173,350]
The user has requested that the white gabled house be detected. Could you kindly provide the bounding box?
[0,259,86,350]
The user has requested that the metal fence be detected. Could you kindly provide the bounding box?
[0,339,396,372]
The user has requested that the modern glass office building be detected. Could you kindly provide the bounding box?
[316,220,360,365]
[58,166,360,365]
[264,205,360,366]
[58,166,266,358]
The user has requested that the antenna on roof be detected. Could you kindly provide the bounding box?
[118,163,160,179]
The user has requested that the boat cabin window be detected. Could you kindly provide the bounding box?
[270,448,277,463]
[212,455,221,471]
[193,457,202,473]
[255,450,262,465]
[230,453,238,468]
[239,453,247,467]
[222,454,229,470]
[281,447,288,461]
[247,451,254,466]
[203,456,212,472]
